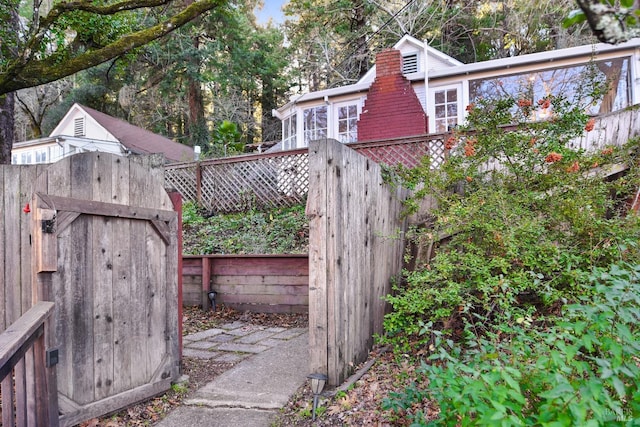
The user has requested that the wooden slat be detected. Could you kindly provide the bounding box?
[307,139,329,378]
[215,283,308,296]
[35,193,175,222]
[218,294,308,306]
[214,275,309,286]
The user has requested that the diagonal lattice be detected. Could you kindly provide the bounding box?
[165,135,446,214]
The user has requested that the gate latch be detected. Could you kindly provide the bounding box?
[41,216,56,234]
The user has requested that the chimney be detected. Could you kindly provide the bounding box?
[357,49,428,141]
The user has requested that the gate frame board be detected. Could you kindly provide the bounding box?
[30,152,180,426]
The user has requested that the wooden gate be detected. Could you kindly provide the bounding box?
[30,152,179,426]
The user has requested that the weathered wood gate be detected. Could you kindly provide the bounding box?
[30,152,180,426]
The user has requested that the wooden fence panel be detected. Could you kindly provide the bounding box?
[25,152,179,427]
[307,139,408,386]
[182,255,309,313]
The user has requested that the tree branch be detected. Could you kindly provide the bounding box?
[575,0,640,44]
[0,0,225,96]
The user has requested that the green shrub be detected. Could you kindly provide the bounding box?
[380,88,640,352]
[382,263,640,426]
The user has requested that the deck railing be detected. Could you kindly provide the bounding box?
[0,301,58,427]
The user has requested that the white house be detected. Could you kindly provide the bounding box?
[12,103,194,164]
[273,35,640,150]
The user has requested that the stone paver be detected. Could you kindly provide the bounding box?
[219,321,246,330]
[217,343,269,354]
[225,327,256,337]
[186,341,219,350]
[208,334,236,343]
[265,327,286,333]
[183,349,221,360]
[236,330,277,344]
[185,329,225,341]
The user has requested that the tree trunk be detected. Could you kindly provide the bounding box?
[0,92,15,164]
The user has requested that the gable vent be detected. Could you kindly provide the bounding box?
[402,53,418,75]
[74,117,85,137]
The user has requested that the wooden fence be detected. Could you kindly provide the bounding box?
[183,254,309,313]
[0,301,58,426]
[307,139,409,386]
[165,134,447,214]
[1,154,181,426]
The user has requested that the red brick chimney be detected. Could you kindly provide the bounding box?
[357,49,428,141]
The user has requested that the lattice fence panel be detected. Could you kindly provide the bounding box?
[165,164,198,201]
[198,153,309,213]
[164,135,446,213]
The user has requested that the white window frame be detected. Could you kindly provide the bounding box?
[334,101,360,144]
[282,114,298,150]
[428,83,463,134]
[303,105,328,146]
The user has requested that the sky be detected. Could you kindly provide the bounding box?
[254,0,287,25]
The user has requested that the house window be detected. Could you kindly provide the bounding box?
[21,152,32,164]
[282,114,297,150]
[402,53,418,74]
[432,87,460,133]
[11,154,17,164]
[469,58,631,116]
[35,148,47,163]
[74,117,85,137]
[303,105,327,145]
[337,104,358,143]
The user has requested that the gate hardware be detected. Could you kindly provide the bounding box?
[41,217,56,234]
[46,349,59,367]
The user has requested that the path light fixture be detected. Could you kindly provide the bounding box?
[307,373,328,420]
[207,290,217,311]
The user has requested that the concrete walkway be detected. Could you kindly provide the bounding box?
[156,321,309,427]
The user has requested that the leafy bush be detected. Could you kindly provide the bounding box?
[382,263,640,425]
[182,202,309,254]
[380,88,640,352]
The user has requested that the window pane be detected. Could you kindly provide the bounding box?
[435,105,445,118]
[447,104,458,116]
[447,89,457,102]
[434,91,445,104]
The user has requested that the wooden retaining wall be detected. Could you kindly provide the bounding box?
[307,138,409,386]
[183,254,309,313]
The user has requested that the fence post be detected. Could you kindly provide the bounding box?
[196,162,202,206]
[201,257,211,311]
[168,191,183,360]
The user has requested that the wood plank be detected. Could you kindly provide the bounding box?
[201,258,211,310]
[1,374,15,426]
[218,293,309,306]
[307,139,328,380]
[111,154,132,396]
[58,378,172,427]
[35,193,175,222]
[210,257,309,276]
[0,166,5,332]
[0,302,54,377]
[92,154,115,401]
[215,283,308,296]
[68,153,95,405]
[224,303,308,314]
[4,167,22,326]
[213,275,309,286]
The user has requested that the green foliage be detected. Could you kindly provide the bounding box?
[382,263,640,426]
[182,203,308,255]
[380,76,640,352]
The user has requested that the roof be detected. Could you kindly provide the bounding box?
[62,104,194,163]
